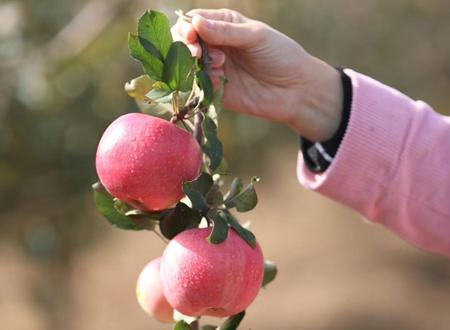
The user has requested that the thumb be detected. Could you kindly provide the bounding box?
[191,15,260,48]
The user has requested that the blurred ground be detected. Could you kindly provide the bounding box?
[1,0,450,329]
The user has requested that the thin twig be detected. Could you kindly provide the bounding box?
[175,9,213,148]
[193,112,204,145]
[184,119,195,131]
[175,9,193,23]
[181,120,190,131]
[170,96,200,123]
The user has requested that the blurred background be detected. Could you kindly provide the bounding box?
[1,0,450,329]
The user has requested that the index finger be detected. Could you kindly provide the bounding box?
[186,8,246,23]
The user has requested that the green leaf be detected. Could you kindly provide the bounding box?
[113,198,131,214]
[160,203,202,239]
[128,213,164,230]
[207,209,230,244]
[224,177,259,212]
[207,104,219,126]
[186,172,213,195]
[152,81,171,90]
[262,260,278,287]
[174,320,191,330]
[163,41,195,92]
[213,76,228,114]
[138,10,172,58]
[224,177,243,201]
[201,326,217,330]
[146,88,172,103]
[185,189,209,210]
[92,182,139,230]
[124,209,150,217]
[124,75,154,101]
[225,212,257,249]
[202,116,223,171]
[205,184,223,206]
[217,311,246,330]
[215,157,229,175]
[197,70,214,106]
[182,173,213,210]
[139,37,164,62]
[128,33,163,81]
[92,182,158,231]
[114,197,167,225]
[137,101,172,118]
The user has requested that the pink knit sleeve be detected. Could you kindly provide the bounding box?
[297,69,450,256]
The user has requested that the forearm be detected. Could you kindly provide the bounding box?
[287,56,344,142]
[297,69,450,256]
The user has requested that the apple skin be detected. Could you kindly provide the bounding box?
[96,113,202,211]
[160,228,264,317]
[136,257,174,323]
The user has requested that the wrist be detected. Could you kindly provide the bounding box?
[288,56,343,141]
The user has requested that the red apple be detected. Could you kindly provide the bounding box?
[136,257,174,323]
[96,113,202,211]
[160,228,264,317]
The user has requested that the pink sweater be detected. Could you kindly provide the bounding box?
[297,69,450,257]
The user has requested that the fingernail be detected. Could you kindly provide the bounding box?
[209,50,226,68]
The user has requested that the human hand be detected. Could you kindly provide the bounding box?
[172,9,343,141]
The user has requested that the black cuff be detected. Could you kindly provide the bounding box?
[300,68,353,173]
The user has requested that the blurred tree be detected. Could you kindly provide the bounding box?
[0,0,449,329]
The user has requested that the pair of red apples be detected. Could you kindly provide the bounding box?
[96,113,264,322]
